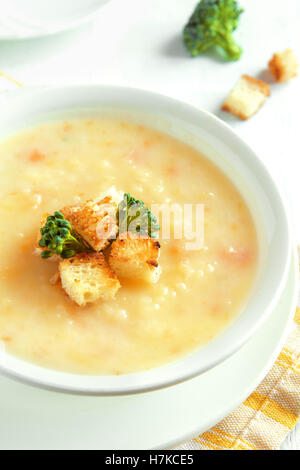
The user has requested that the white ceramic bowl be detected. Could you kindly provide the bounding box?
[0,0,110,40]
[0,86,292,395]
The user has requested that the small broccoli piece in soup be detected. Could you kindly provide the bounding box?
[118,193,160,239]
[38,211,92,259]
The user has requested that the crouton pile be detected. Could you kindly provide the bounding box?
[38,188,161,307]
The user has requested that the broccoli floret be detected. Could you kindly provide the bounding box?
[39,211,93,259]
[183,0,243,61]
[118,194,160,239]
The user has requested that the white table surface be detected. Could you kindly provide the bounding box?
[0,0,299,450]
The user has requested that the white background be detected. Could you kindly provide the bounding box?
[0,0,299,450]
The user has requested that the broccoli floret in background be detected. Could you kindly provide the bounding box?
[183,0,244,61]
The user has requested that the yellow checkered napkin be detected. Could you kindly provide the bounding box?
[177,310,300,450]
[0,72,23,89]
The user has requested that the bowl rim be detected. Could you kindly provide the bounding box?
[0,0,111,41]
[0,85,293,395]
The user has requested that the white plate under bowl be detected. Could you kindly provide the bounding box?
[0,0,110,40]
[0,248,297,450]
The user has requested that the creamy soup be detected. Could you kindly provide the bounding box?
[0,118,258,374]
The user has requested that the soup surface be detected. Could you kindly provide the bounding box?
[0,117,258,374]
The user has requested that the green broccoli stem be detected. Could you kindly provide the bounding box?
[64,233,91,252]
[118,193,160,238]
[216,33,243,61]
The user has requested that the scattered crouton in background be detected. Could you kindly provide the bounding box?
[109,232,161,284]
[268,49,298,83]
[59,252,121,307]
[61,196,119,252]
[222,75,270,120]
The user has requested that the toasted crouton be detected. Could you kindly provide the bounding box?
[268,49,298,83]
[59,252,121,307]
[97,186,124,206]
[222,75,270,120]
[109,232,161,283]
[61,196,119,252]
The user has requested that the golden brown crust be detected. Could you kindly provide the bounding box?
[221,103,248,120]
[110,232,160,262]
[242,75,271,96]
[147,259,159,268]
[268,55,281,81]
[268,49,298,82]
[109,232,161,283]
[61,252,118,280]
[61,196,118,251]
[59,252,121,306]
